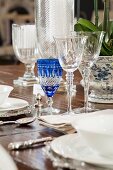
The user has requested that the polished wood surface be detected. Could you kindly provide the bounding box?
[0,64,112,170]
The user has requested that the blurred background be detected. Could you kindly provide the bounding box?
[74,0,104,20]
[0,0,112,65]
[0,0,34,65]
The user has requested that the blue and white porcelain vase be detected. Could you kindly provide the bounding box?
[88,56,113,103]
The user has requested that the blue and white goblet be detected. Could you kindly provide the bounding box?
[37,58,63,115]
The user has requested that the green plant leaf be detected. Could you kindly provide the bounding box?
[74,17,113,56]
[101,42,113,55]
[77,18,100,31]
[109,21,113,36]
[74,23,91,32]
[98,23,103,30]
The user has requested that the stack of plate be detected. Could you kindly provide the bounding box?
[0,97,29,118]
[44,134,113,170]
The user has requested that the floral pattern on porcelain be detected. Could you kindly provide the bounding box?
[89,56,113,103]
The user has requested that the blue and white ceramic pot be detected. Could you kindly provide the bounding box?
[89,56,113,103]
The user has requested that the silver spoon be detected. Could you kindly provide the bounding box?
[0,117,36,126]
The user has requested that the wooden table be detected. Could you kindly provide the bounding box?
[0,64,112,170]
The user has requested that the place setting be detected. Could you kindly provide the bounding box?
[0,84,36,125]
[43,109,113,170]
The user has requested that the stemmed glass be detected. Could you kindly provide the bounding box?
[73,31,105,113]
[37,58,63,115]
[12,24,39,86]
[54,34,87,115]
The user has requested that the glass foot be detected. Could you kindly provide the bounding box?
[39,107,60,115]
[73,107,99,114]
[62,110,76,115]
[13,77,39,86]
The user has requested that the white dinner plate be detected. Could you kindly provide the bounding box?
[0,145,17,170]
[51,134,113,169]
[0,97,28,112]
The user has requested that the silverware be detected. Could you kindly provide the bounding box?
[0,117,36,126]
[8,136,53,150]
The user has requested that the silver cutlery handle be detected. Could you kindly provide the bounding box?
[0,121,17,125]
[8,136,53,150]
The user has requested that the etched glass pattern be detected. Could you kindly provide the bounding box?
[12,24,39,85]
[35,0,74,58]
[37,59,63,97]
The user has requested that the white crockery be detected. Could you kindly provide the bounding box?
[0,144,17,170]
[50,134,113,169]
[71,109,113,158]
[0,97,28,113]
[0,85,13,106]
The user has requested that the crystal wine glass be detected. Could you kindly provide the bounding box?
[37,58,63,115]
[12,24,39,86]
[54,34,87,115]
[72,31,105,113]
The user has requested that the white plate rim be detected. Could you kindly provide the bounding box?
[0,97,28,112]
[0,144,17,170]
[88,96,113,104]
[50,134,113,168]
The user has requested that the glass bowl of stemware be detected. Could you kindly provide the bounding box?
[37,58,63,115]
[72,31,105,114]
[12,24,39,86]
[54,33,87,115]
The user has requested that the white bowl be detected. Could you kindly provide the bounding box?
[71,110,113,158]
[0,85,13,106]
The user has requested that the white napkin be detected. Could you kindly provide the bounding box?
[38,109,113,133]
[33,84,45,96]
[38,113,87,134]
[38,114,77,134]
[0,145,17,170]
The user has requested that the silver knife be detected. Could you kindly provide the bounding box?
[8,136,53,150]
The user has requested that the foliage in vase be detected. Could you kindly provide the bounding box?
[74,0,113,56]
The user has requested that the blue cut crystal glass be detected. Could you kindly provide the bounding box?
[37,58,63,114]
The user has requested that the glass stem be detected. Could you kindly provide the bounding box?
[48,97,53,114]
[83,68,91,113]
[66,72,74,114]
[24,63,35,79]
